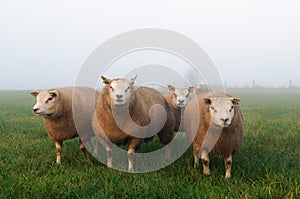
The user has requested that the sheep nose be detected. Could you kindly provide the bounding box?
[33,108,39,113]
[116,94,123,99]
[221,118,229,123]
[178,100,184,104]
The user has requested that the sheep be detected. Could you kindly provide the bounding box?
[194,84,210,95]
[31,87,100,165]
[92,75,175,171]
[184,92,243,179]
[164,85,194,132]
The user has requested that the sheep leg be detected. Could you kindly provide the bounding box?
[55,141,63,165]
[201,150,210,176]
[94,130,113,168]
[193,143,200,168]
[98,139,112,168]
[95,137,112,168]
[158,126,173,158]
[106,147,112,168]
[165,145,171,159]
[127,148,135,172]
[127,139,143,172]
[95,139,112,168]
[224,154,232,179]
[79,138,86,156]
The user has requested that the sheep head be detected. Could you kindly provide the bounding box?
[30,90,60,117]
[101,75,137,106]
[168,85,194,108]
[204,97,240,128]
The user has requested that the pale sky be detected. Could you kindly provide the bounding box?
[0,0,299,90]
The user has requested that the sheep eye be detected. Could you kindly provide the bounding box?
[186,93,189,98]
[230,106,234,112]
[211,106,217,112]
[173,93,177,98]
[109,86,114,91]
[45,97,53,103]
[125,86,130,92]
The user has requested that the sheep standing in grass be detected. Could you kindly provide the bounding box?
[164,85,194,132]
[92,76,174,171]
[31,87,99,164]
[184,92,243,179]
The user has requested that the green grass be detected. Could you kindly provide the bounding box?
[0,89,299,198]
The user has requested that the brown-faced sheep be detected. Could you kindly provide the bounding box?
[184,92,243,179]
[164,85,194,132]
[31,87,100,164]
[92,76,175,171]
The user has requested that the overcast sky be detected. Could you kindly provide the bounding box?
[0,0,299,90]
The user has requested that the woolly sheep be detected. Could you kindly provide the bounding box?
[92,76,175,171]
[164,85,194,132]
[184,92,243,179]
[194,84,210,94]
[31,87,99,164]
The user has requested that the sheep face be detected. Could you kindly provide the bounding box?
[31,90,59,116]
[101,75,137,106]
[204,97,240,128]
[168,85,194,108]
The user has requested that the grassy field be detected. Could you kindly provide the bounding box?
[0,89,299,198]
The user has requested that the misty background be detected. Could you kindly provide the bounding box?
[0,0,299,90]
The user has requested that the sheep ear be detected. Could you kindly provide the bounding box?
[167,85,175,92]
[130,75,137,85]
[49,90,58,97]
[204,98,211,105]
[188,86,194,93]
[231,98,241,105]
[101,76,112,85]
[30,91,39,97]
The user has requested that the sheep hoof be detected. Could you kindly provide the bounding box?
[107,163,112,168]
[128,168,135,173]
[225,174,231,179]
[203,169,210,176]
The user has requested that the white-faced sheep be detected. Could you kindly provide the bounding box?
[31,87,100,164]
[164,85,194,132]
[184,92,243,179]
[92,76,175,171]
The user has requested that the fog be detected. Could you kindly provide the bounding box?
[0,0,299,90]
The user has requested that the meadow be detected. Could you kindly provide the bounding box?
[0,89,299,198]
